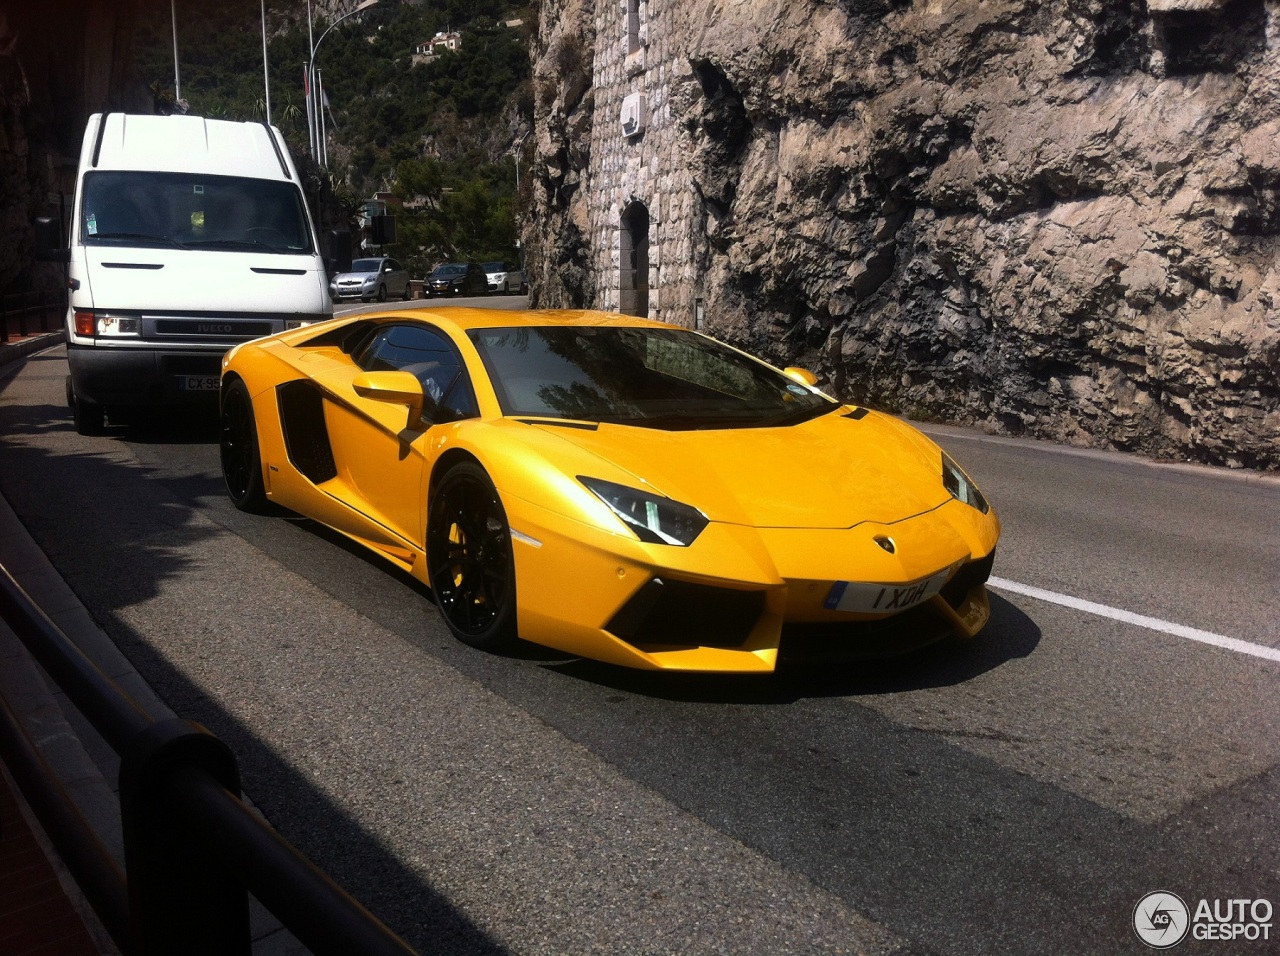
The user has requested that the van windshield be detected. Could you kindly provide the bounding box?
[80,171,313,254]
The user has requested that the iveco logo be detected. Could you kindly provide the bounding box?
[197,323,235,334]
[874,535,896,554]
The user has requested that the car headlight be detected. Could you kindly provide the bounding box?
[579,477,708,546]
[942,452,989,513]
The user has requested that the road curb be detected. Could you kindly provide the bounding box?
[0,333,64,367]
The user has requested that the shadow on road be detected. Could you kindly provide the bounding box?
[0,358,507,955]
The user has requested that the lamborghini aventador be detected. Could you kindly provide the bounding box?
[219,308,1000,672]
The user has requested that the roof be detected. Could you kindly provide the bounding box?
[84,113,294,181]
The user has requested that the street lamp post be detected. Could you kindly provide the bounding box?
[307,0,378,165]
[261,0,271,125]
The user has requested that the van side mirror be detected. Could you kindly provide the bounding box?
[325,228,352,275]
[34,216,68,263]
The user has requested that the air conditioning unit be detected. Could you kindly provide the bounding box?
[621,93,647,138]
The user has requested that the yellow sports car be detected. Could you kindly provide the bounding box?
[219,308,999,672]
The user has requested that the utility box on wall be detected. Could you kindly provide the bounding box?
[621,93,647,138]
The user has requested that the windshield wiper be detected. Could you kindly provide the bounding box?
[89,231,189,250]
[755,402,840,428]
[187,238,285,253]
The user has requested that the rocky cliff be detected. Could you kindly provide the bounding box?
[527,0,1280,469]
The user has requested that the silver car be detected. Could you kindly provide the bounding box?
[481,260,527,295]
[330,257,412,302]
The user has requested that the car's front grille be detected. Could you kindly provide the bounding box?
[606,578,765,649]
[940,551,996,610]
[779,603,955,663]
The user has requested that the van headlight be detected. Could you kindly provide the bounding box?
[97,314,140,336]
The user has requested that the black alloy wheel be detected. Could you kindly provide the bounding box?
[426,462,517,650]
[220,378,268,512]
[403,281,412,300]
[377,284,388,302]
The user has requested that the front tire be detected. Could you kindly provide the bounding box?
[426,462,517,651]
[220,378,268,512]
[67,375,105,435]
[377,284,388,302]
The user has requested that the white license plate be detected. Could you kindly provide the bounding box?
[179,375,220,391]
[824,566,955,614]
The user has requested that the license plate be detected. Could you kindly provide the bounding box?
[824,566,955,614]
[179,375,220,391]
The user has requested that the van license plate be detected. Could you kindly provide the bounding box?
[180,375,220,391]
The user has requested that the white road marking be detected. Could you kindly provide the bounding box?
[988,576,1280,663]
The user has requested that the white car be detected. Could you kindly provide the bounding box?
[481,260,527,295]
[330,257,412,302]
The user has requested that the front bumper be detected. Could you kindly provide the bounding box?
[504,494,1000,673]
[67,343,224,406]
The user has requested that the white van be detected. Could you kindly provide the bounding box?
[37,113,336,434]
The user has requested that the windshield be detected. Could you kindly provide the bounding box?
[80,171,313,254]
[432,264,466,276]
[470,325,838,430]
[351,258,383,272]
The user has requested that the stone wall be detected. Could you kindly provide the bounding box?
[526,0,1280,470]
[1,1,149,296]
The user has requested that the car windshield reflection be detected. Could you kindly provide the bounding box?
[470,325,837,429]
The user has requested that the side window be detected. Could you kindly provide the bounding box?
[386,258,400,272]
[355,324,479,423]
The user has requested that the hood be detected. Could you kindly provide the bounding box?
[530,409,951,529]
[82,247,327,313]
[334,270,379,281]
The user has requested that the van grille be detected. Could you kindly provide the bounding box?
[154,319,275,337]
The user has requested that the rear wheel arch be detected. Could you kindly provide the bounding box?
[220,375,269,512]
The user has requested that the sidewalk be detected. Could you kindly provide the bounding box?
[1,330,115,954]
[0,334,304,955]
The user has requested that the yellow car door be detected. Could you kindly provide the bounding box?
[312,323,478,553]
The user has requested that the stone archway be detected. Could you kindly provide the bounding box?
[618,200,649,317]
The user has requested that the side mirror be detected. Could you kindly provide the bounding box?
[34,216,68,263]
[352,371,425,419]
[325,228,352,275]
[783,367,818,387]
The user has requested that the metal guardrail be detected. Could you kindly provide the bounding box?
[0,289,60,343]
[0,563,418,956]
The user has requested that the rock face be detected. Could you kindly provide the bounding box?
[526,0,1280,469]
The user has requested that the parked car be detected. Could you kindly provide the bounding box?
[220,307,1000,673]
[330,257,412,302]
[481,261,527,295]
[424,262,487,297]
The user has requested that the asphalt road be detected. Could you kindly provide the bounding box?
[1,307,1277,955]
